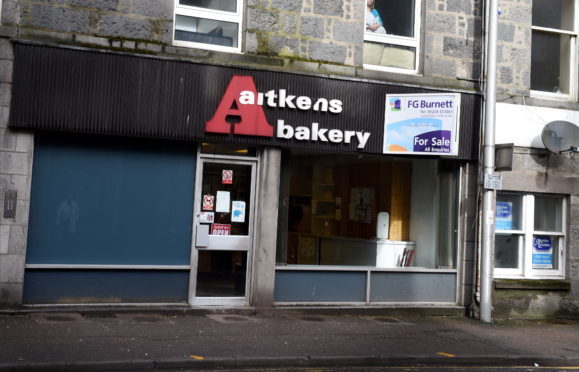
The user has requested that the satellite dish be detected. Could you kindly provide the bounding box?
[541,120,579,154]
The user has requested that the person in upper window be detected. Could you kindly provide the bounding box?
[366,0,386,34]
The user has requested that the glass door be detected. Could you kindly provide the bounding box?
[190,157,256,306]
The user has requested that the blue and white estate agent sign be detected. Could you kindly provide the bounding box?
[231,201,246,223]
[495,202,513,230]
[384,93,461,155]
[533,236,553,269]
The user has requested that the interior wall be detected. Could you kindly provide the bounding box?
[409,159,438,268]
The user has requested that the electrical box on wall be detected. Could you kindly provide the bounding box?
[495,143,514,171]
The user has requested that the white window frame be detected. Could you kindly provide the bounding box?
[173,0,244,53]
[530,0,578,101]
[494,193,567,280]
[363,0,421,74]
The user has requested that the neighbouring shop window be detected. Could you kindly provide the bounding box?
[531,0,577,98]
[363,0,421,72]
[276,151,458,270]
[174,0,243,52]
[495,193,566,279]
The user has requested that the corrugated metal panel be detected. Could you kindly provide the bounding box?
[10,42,481,160]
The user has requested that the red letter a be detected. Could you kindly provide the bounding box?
[205,75,273,137]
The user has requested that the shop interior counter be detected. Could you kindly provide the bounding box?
[288,233,415,268]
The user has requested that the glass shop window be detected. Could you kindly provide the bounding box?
[363,0,421,72]
[276,152,458,270]
[174,0,243,53]
[531,0,577,99]
[495,193,566,279]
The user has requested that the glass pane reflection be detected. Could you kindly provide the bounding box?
[179,0,237,13]
[196,251,247,297]
[175,15,238,48]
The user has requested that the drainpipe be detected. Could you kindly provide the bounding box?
[480,0,499,323]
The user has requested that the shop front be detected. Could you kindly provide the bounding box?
[275,153,463,304]
[9,42,481,307]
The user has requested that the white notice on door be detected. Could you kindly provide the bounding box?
[216,191,231,213]
[231,201,246,223]
[199,211,215,223]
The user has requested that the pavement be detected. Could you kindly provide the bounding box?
[0,307,579,371]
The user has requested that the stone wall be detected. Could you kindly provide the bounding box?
[569,194,579,312]
[494,0,532,97]
[2,0,485,88]
[246,0,364,66]
[9,0,172,54]
[424,0,483,82]
[0,37,32,307]
[493,282,572,319]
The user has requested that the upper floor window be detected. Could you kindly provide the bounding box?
[494,193,566,279]
[531,0,577,99]
[174,0,243,53]
[363,0,421,73]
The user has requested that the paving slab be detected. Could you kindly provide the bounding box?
[0,309,578,370]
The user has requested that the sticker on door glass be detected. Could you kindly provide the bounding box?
[216,191,230,213]
[211,223,231,235]
[222,170,233,184]
[231,201,246,223]
[202,195,214,211]
[199,211,214,224]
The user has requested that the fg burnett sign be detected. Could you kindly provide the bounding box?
[383,93,461,156]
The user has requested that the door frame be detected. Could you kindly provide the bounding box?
[188,150,260,307]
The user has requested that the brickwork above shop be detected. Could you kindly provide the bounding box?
[493,0,532,97]
[0,0,483,92]
[245,0,363,66]
[13,0,173,44]
[423,0,483,83]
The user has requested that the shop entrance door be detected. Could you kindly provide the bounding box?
[190,157,256,306]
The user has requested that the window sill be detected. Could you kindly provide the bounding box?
[362,63,418,75]
[530,90,575,102]
[494,279,570,291]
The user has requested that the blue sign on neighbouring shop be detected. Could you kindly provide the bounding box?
[495,201,512,230]
[532,236,553,269]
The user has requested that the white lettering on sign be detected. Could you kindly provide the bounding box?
[239,89,343,113]
[211,224,231,235]
[414,137,451,147]
[207,76,374,150]
[276,120,371,149]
